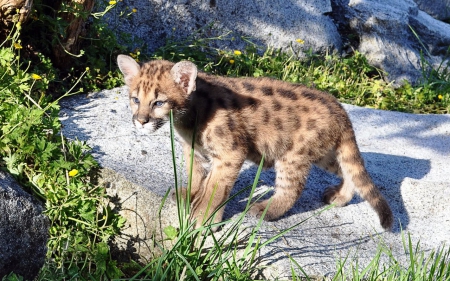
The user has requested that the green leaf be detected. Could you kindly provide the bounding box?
[163,225,178,240]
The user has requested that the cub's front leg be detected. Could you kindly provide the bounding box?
[190,153,245,229]
[172,143,208,203]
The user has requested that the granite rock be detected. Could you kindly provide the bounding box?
[0,171,49,280]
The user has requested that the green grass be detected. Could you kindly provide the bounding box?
[1,16,450,281]
[326,234,450,281]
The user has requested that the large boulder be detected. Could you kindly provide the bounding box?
[334,0,450,84]
[103,0,450,85]
[0,171,49,280]
[106,0,341,54]
[413,0,450,21]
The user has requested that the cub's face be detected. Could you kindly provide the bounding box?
[128,84,172,134]
[117,55,198,134]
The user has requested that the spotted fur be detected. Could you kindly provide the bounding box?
[117,55,393,230]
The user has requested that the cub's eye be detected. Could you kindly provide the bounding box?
[154,101,165,107]
[132,97,140,104]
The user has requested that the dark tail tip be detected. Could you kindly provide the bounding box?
[377,199,394,231]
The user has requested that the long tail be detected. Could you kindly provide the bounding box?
[337,129,393,230]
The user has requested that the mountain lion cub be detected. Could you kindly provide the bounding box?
[117,55,393,230]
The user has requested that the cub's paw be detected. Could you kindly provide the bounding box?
[249,201,277,221]
[323,185,350,207]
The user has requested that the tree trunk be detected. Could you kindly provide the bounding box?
[0,0,32,27]
[1,0,95,69]
[52,0,95,68]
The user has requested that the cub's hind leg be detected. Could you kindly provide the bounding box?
[315,149,355,207]
[249,152,311,221]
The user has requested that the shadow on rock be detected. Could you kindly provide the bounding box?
[224,152,431,233]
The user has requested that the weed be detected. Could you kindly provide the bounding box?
[1,273,23,281]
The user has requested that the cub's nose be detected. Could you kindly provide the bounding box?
[136,115,149,125]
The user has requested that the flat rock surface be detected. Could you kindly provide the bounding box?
[59,86,450,278]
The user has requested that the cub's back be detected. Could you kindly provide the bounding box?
[193,74,351,161]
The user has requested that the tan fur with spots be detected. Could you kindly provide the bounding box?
[117,55,393,230]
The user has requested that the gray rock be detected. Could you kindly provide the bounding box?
[409,10,450,57]
[0,171,49,280]
[333,0,450,85]
[413,0,450,21]
[104,0,342,58]
[98,168,179,263]
[344,0,423,84]
[103,0,450,85]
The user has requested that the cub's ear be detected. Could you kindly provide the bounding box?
[170,61,198,95]
[117,54,140,86]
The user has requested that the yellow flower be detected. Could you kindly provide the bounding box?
[229,59,235,64]
[31,74,42,80]
[296,39,305,44]
[234,50,242,55]
[13,42,22,49]
[132,8,137,13]
[68,169,79,177]
[438,94,443,100]
[109,1,116,5]
[85,67,90,71]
